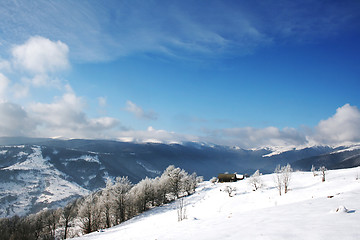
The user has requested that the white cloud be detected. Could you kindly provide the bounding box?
[0,101,36,136]
[125,100,158,120]
[0,73,10,100]
[12,36,69,74]
[4,36,70,92]
[28,87,120,139]
[0,36,122,140]
[312,104,360,145]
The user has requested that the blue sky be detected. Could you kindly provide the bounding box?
[0,0,360,148]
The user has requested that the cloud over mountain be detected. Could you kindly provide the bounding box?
[313,104,360,145]
[0,35,359,148]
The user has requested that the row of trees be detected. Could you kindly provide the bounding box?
[248,164,292,195]
[249,164,328,195]
[0,165,200,240]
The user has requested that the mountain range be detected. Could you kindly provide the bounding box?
[1,137,360,218]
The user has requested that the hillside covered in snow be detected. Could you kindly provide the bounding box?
[1,137,360,219]
[74,167,360,240]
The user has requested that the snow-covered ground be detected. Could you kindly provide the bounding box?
[73,167,360,240]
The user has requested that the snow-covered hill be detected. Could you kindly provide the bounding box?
[73,167,360,240]
[0,146,89,217]
[1,137,360,219]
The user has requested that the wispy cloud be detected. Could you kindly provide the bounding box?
[117,126,198,144]
[203,126,307,149]
[2,1,357,62]
[125,100,158,121]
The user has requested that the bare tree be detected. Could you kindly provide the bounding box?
[177,198,187,221]
[62,201,77,239]
[319,166,327,182]
[43,208,61,239]
[249,169,263,191]
[78,194,99,234]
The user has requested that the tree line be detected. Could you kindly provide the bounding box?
[0,165,201,240]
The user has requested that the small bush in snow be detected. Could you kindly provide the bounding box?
[335,205,348,213]
[311,165,317,176]
[223,185,236,197]
[210,177,218,184]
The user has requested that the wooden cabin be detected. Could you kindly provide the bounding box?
[218,173,237,182]
[218,173,246,182]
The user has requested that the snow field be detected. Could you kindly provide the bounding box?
[74,167,360,240]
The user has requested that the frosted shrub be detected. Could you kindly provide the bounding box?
[223,185,236,197]
[210,177,218,184]
[311,165,317,176]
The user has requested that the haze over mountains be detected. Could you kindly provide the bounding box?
[1,137,360,218]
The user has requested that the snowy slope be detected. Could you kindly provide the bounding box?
[0,146,89,217]
[74,167,360,240]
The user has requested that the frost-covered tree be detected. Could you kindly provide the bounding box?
[274,164,293,195]
[112,176,132,224]
[98,180,115,229]
[249,169,263,191]
[130,177,155,213]
[319,166,327,182]
[282,164,292,194]
[153,175,171,206]
[274,165,283,196]
[162,165,186,198]
[182,172,198,195]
